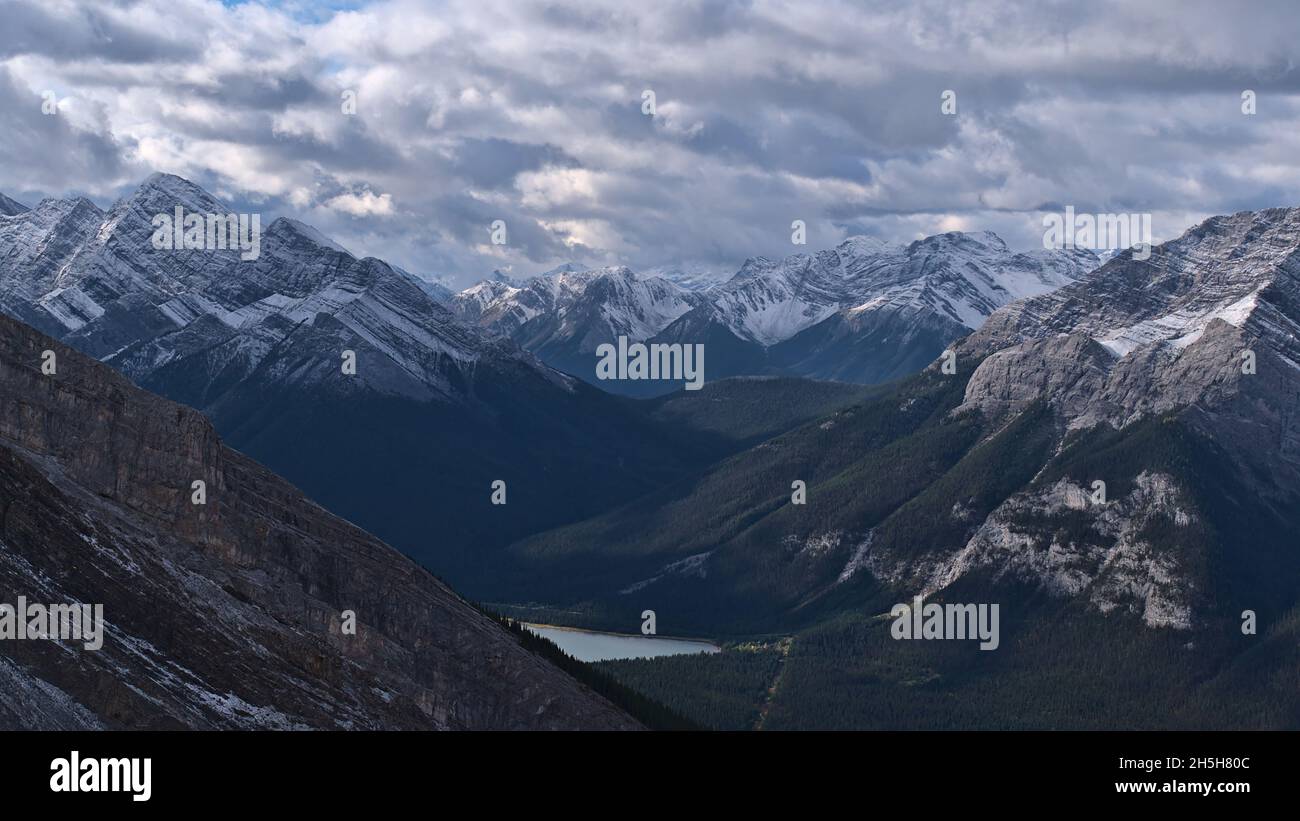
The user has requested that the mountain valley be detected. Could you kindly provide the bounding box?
[5,177,1300,729]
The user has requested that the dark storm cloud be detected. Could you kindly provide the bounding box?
[4,0,1300,285]
[449,138,580,190]
[0,66,129,196]
[433,190,576,262]
[187,73,328,111]
[0,0,201,63]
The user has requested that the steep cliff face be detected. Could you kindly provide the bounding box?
[0,313,638,730]
[867,472,1202,629]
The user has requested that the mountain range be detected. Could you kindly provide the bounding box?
[5,173,1300,728]
[501,208,1300,728]
[508,209,1300,621]
[451,234,1098,395]
[0,174,1094,595]
[0,174,722,593]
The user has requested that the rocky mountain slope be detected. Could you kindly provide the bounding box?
[0,312,638,730]
[959,208,1300,443]
[0,172,496,399]
[867,205,1300,625]
[450,265,703,392]
[640,262,728,292]
[455,234,1097,395]
[495,207,1300,728]
[0,193,26,217]
[507,207,1300,646]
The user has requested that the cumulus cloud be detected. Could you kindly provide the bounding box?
[2,0,1300,286]
[324,189,394,216]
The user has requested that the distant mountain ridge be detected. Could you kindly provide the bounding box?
[450,264,704,390]
[452,233,1098,394]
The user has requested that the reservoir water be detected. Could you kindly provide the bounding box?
[523,623,721,662]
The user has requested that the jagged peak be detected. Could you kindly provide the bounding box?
[118,172,233,219]
[486,268,524,288]
[266,216,353,256]
[135,171,218,199]
[1175,204,1300,246]
[836,235,896,255]
[460,278,518,297]
[730,229,1015,286]
[536,261,591,278]
[577,264,636,280]
[0,191,29,216]
[22,195,103,222]
[907,229,1007,254]
[729,254,781,282]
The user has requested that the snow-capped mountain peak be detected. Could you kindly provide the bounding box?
[961,206,1300,435]
[452,262,700,350]
[640,261,730,291]
[449,232,1096,394]
[705,231,1096,347]
[0,174,555,404]
[536,261,592,278]
[272,217,353,256]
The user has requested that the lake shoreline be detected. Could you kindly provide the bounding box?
[520,621,718,646]
[521,622,722,663]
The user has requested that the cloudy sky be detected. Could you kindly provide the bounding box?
[3,0,1300,287]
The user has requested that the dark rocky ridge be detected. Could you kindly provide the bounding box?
[0,312,638,729]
